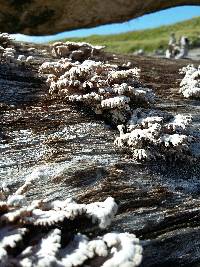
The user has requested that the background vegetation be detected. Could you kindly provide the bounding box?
[60,17,200,54]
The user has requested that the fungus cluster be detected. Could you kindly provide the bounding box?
[114,108,194,161]
[0,33,13,46]
[179,64,200,98]
[0,47,34,65]
[1,47,16,63]
[51,41,105,61]
[0,33,34,65]
[0,169,142,267]
[40,46,196,161]
[39,58,155,125]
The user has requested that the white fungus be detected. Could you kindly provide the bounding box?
[0,176,142,267]
[179,64,200,98]
[114,108,194,161]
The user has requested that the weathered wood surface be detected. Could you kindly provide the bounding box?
[0,0,199,35]
[0,42,200,267]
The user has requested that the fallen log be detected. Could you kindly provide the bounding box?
[0,40,200,266]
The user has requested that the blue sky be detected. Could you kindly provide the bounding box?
[12,5,200,43]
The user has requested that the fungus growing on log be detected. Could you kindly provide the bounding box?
[40,43,196,161]
[114,109,193,161]
[180,64,200,98]
[0,171,142,267]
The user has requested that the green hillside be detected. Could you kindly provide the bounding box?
[60,16,200,54]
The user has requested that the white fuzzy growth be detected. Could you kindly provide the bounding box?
[0,247,7,263]
[27,47,36,52]
[87,239,108,257]
[112,83,129,95]
[1,206,33,223]
[4,47,15,53]
[48,198,86,219]
[46,73,57,82]
[0,178,142,267]
[86,197,118,229]
[166,114,192,131]
[53,41,105,51]
[101,96,130,109]
[26,56,34,63]
[0,201,9,210]
[52,45,70,57]
[1,182,10,194]
[39,60,73,75]
[59,234,109,266]
[51,41,105,59]
[1,198,41,223]
[58,232,142,267]
[0,226,27,249]
[0,33,13,43]
[0,45,4,52]
[115,119,161,149]
[102,233,143,267]
[24,209,67,226]
[2,181,118,228]
[39,57,154,126]
[160,134,188,147]
[2,49,15,61]
[179,64,200,98]
[19,229,61,267]
[109,68,140,80]
[122,62,132,68]
[68,92,102,103]
[132,149,150,161]
[0,42,30,67]
[7,195,27,207]
[128,109,166,130]
[114,109,193,160]
[17,55,26,62]
[135,116,163,129]
[112,83,154,103]
[59,234,90,267]
[21,199,86,226]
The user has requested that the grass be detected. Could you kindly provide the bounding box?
[58,16,200,54]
